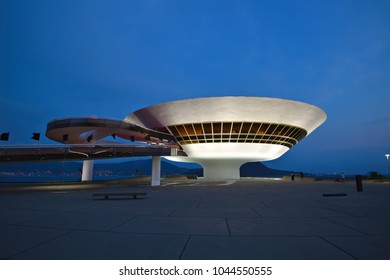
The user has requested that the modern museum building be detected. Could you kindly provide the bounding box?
[46,96,327,181]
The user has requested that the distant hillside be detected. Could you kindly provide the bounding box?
[94,159,202,177]
[240,162,290,177]
[0,161,82,176]
[0,159,201,177]
[0,159,289,178]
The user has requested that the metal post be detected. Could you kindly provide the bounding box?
[355,175,363,192]
[81,160,94,181]
[151,156,161,186]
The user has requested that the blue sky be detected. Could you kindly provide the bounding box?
[1,0,389,175]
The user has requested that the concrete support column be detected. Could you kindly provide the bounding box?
[151,156,161,186]
[198,159,245,180]
[81,160,94,181]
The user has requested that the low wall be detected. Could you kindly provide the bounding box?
[282,175,316,182]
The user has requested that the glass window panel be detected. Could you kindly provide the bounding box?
[286,138,295,144]
[223,122,232,133]
[279,126,290,137]
[213,122,221,133]
[295,130,306,141]
[293,128,302,138]
[285,127,297,137]
[266,124,277,134]
[232,122,241,134]
[290,129,302,140]
[241,122,251,133]
[297,131,307,141]
[176,125,187,135]
[272,125,283,135]
[249,123,260,134]
[258,123,269,134]
[279,125,290,136]
[293,130,303,141]
[193,123,203,135]
[185,124,195,135]
[203,123,212,134]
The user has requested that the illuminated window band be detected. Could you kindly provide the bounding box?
[167,122,307,148]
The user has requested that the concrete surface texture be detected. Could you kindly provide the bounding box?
[0,179,389,260]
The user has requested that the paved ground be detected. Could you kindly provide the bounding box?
[0,178,389,260]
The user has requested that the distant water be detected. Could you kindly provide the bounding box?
[0,175,133,183]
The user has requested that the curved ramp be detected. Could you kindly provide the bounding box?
[46,117,177,145]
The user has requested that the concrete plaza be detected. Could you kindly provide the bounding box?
[0,178,389,260]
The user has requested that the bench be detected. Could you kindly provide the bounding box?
[322,193,347,197]
[92,192,147,200]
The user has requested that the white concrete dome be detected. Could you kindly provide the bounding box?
[126,96,326,134]
[125,96,326,179]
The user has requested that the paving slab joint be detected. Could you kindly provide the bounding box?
[322,217,369,236]
[8,229,73,260]
[107,216,138,232]
[167,208,178,217]
[251,207,263,218]
[320,236,358,260]
[225,218,232,236]
[179,235,191,260]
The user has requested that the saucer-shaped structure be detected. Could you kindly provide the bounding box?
[125,96,327,179]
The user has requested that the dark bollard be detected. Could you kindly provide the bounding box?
[355,175,363,192]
